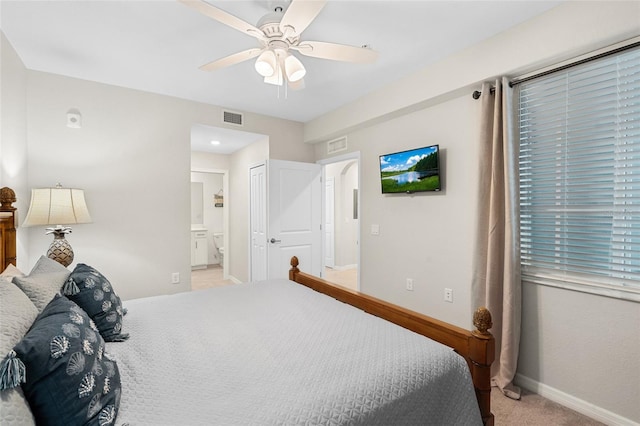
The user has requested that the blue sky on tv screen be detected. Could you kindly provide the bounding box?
[379,145,438,173]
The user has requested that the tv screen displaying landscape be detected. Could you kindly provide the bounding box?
[379,144,441,193]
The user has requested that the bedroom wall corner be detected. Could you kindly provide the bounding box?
[0,30,29,270]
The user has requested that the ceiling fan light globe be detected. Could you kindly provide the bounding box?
[264,69,284,86]
[288,78,305,91]
[284,54,306,82]
[255,62,274,77]
[255,50,277,77]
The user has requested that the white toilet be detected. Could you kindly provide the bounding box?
[212,233,224,264]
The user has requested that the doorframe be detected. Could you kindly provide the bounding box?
[248,161,267,282]
[191,167,230,279]
[317,152,361,291]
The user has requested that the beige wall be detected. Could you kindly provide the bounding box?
[17,69,306,300]
[315,94,480,328]
[191,150,230,171]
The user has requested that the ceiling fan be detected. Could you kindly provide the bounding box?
[178,0,378,89]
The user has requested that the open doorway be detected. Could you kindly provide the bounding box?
[190,169,232,290]
[189,123,267,290]
[319,153,360,291]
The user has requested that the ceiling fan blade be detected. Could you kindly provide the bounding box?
[178,0,265,41]
[293,41,379,63]
[200,48,263,72]
[280,0,326,35]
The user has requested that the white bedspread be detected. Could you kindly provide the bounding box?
[107,279,482,425]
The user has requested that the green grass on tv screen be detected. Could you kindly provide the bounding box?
[381,175,440,193]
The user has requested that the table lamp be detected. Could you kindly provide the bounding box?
[22,183,92,266]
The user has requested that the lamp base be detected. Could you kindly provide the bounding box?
[47,234,74,267]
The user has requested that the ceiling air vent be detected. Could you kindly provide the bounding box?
[327,136,347,154]
[223,110,243,126]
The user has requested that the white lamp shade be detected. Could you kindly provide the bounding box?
[284,54,306,82]
[254,50,277,77]
[23,187,92,227]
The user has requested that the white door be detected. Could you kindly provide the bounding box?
[324,177,335,268]
[267,159,322,279]
[250,164,268,281]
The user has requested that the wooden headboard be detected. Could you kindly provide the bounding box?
[0,187,17,271]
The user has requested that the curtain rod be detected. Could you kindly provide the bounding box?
[472,39,640,99]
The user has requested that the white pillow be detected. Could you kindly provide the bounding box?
[11,256,70,312]
[0,280,37,425]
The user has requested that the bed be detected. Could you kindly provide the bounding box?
[0,186,495,425]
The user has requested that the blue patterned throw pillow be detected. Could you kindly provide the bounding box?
[64,264,128,342]
[2,295,121,426]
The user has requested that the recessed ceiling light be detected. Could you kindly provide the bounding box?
[210,140,221,145]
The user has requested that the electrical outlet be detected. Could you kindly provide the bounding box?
[406,278,414,291]
[171,272,180,284]
[444,288,453,303]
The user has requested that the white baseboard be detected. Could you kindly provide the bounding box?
[515,374,639,426]
[228,275,242,284]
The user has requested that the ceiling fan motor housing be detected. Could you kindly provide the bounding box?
[257,12,299,46]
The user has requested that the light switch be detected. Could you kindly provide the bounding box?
[371,224,380,235]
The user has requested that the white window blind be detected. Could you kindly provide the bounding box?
[518,46,640,301]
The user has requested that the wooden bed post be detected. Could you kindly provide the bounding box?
[470,307,495,426]
[289,256,300,280]
[0,187,17,270]
[289,256,495,426]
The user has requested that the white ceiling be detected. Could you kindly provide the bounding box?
[0,0,562,153]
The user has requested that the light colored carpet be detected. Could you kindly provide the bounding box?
[491,387,604,425]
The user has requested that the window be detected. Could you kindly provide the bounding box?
[517,46,640,301]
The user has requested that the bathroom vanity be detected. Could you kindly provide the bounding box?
[191,228,208,270]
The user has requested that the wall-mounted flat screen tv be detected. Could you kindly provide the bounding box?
[379,144,441,194]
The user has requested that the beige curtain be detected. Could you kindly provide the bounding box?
[472,77,522,400]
